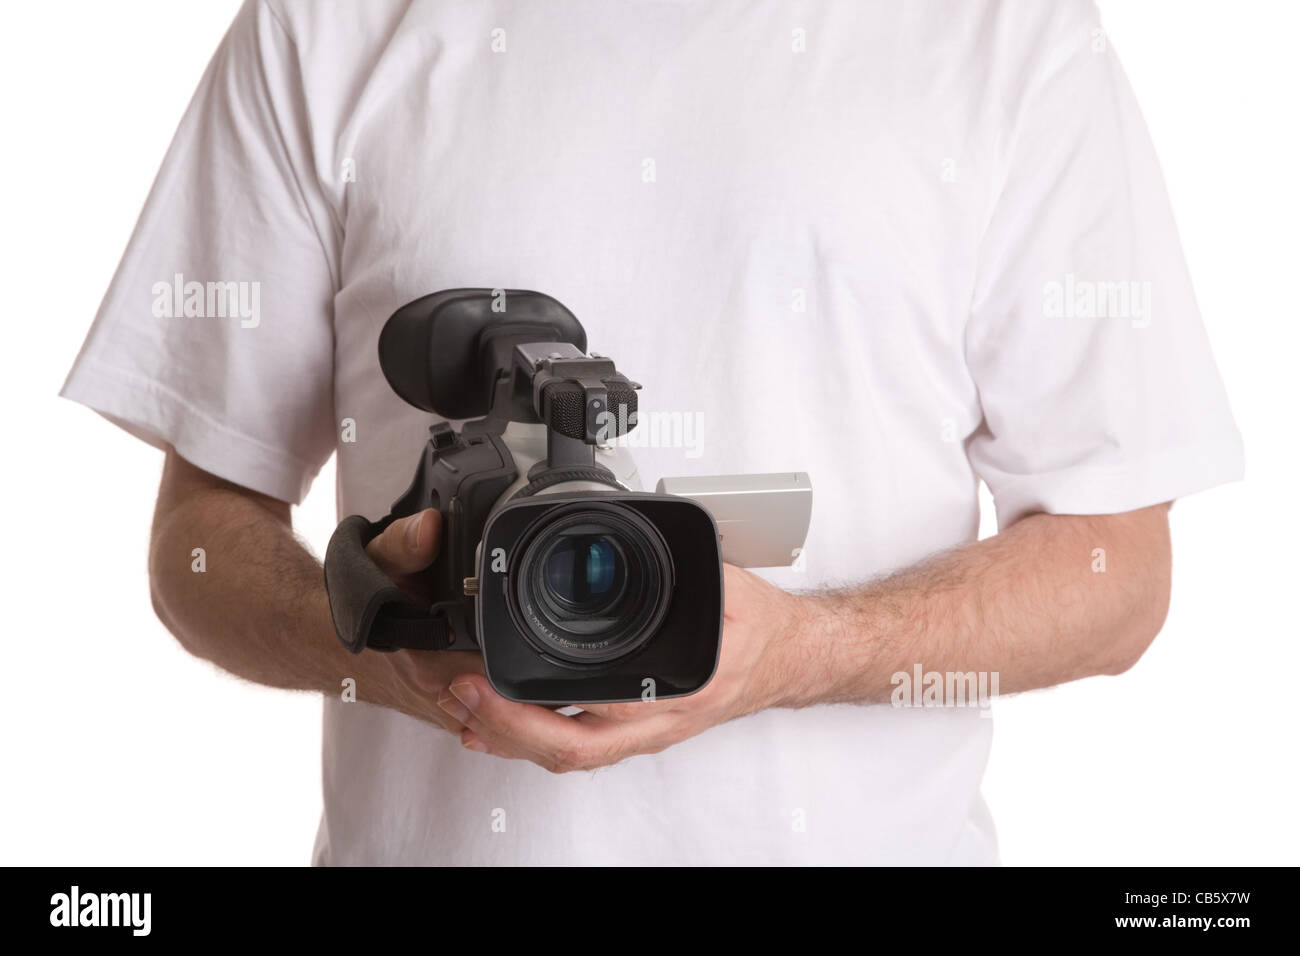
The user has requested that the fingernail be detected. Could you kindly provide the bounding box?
[449,681,480,711]
[462,732,487,753]
[437,695,468,723]
[405,512,423,551]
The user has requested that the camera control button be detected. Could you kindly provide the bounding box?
[429,421,456,449]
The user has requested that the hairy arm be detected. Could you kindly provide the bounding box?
[777,504,1172,708]
[147,448,478,730]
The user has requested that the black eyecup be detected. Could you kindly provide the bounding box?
[378,289,586,419]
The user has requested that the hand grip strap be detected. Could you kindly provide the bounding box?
[324,514,454,653]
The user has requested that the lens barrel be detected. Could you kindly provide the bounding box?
[510,503,673,665]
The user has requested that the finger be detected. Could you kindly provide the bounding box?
[433,697,534,762]
[454,695,587,762]
[574,698,670,720]
[441,674,608,770]
[457,727,534,761]
[365,508,441,578]
[459,705,679,766]
[442,674,675,772]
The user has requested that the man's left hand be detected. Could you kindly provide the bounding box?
[436,564,806,773]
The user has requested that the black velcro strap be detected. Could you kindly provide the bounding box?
[324,514,450,653]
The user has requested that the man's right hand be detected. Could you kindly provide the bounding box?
[361,508,486,734]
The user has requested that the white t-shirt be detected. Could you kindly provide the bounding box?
[63,0,1243,865]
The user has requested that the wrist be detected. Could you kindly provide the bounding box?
[357,647,426,717]
[764,590,822,710]
[310,583,422,716]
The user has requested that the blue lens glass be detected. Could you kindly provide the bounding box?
[545,535,620,608]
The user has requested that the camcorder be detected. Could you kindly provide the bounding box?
[324,289,811,704]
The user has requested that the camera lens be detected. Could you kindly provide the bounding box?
[543,534,625,612]
[513,505,673,665]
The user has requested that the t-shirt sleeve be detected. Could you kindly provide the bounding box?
[60,0,338,504]
[965,2,1243,528]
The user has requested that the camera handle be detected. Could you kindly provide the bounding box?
[325,420,522,655]
[324,512,465,654]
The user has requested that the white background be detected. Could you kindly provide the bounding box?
[0,1,1295,865]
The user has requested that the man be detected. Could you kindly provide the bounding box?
[63,0,1242,865]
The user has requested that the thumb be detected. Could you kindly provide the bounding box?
[365,508,441,579]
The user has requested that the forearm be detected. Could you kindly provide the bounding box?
[147,450,398,705]
[147,450,483,734]
[149,485,342,692]
[779,505,1172,707]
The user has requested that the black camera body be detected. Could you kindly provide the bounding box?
[325,289,806,705]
